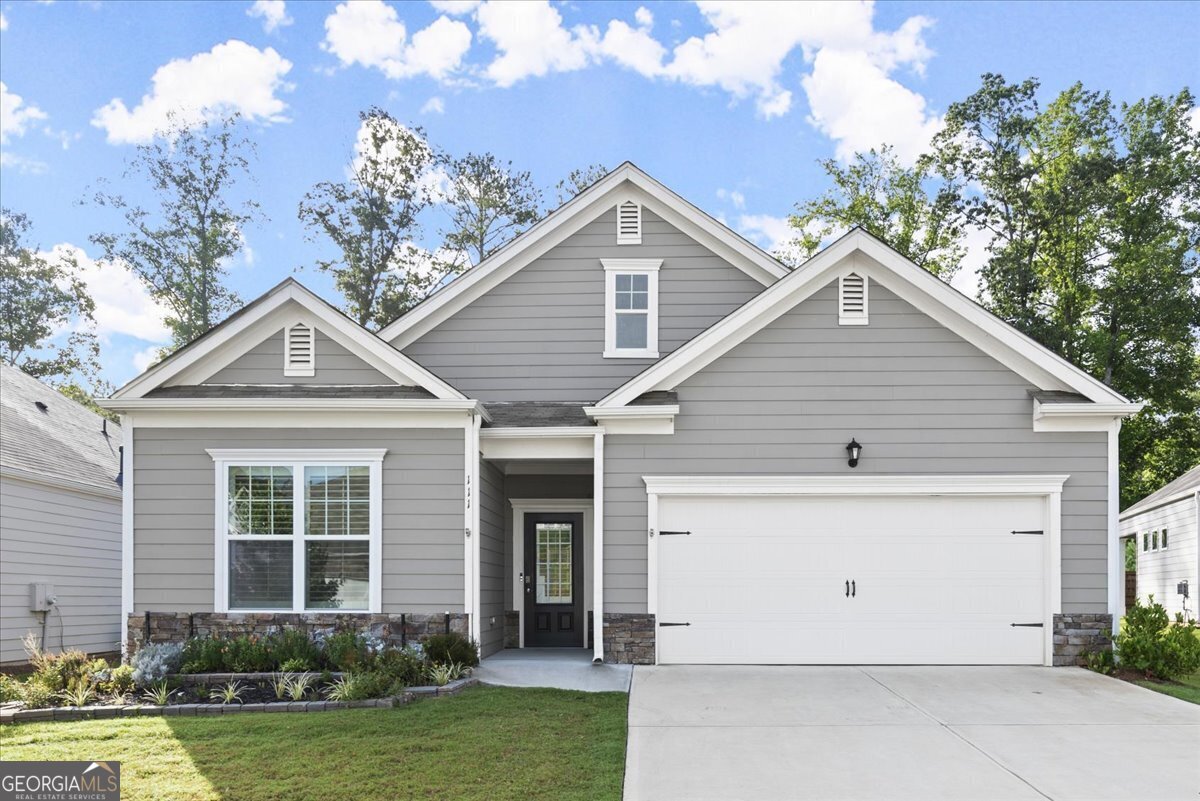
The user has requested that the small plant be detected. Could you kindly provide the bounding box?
[372,646,426,687]
[426,662,468,687]
[131,642,184,688]
[1083,646,1115,675]
[1116,596,1200,681]
[269,672,295,700]
[269,629,321,670]
[0,674,21,703]
[180,637,227,674]
[209,680,247,704]
[323,631,368,672]
[141,680,175,706]
[225,635,272,673]
[20,679,56,709]
[100,664,136,696]
[422,633,479,668]
[279,657,313,673]
[325,674,368,702]
[58,682,97,708]
[284,672,315,701]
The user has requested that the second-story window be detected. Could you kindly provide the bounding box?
[602,258,662,359]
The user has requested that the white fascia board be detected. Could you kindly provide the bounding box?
[479,426,598,438]
[102,399,484,430]
[113,282,466,401]
[642,474,1071,496]
[598,229,1134,409]
[99,397,481,413]
[583,405,678,435]
[479,426,598,460]
[1033,400,1145,432]
[380,163,788,346]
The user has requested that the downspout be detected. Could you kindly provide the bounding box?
[593,430,605,663]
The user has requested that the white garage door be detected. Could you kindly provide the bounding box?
[656,494,1048,665]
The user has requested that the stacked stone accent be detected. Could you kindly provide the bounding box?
[503,611,520,649]
[603,613,655,664]
[128,612,469,656]
[1052,613,1112,666]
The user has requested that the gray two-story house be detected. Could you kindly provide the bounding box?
[102,164,1140,666]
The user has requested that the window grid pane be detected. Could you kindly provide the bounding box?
[536,523,573,604]
[229,540,293,609]
[615,312,648,349]
[306,540,370,609]
[305,465,370,537]
[228,466,293,536]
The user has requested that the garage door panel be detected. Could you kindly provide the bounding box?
[656,493,1047,665]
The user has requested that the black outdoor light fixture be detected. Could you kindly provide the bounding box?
[846,438,862,468]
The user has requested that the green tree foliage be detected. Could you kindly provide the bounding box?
[437,152,542,272]
[0,210,102,388]
[786,146,965,278]
[933,76,1200,506]
[553,163,609,207]
[298,108,438,330]
[90,114,258,348]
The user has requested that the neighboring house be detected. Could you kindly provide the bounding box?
[1119,465,1199,621]
[100,163,1143,668]
[0,364,123,665]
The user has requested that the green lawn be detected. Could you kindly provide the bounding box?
[1133,672,1200,705]
[0,686,628,801]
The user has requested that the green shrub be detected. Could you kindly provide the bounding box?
[1116,596,1200,680]
[130,642,184,688]
[422,633,479,667]
[323,631,368,672]
[32,649,93,692]
[279,656,313,673]
[371,646,426,686]
[268,629,320,669]
[1083,647,1115,675]
[324,672,390,702]
[20,678,56,709]
[224,635,272,673]
[0,674,22,703]
[180,637,227,674]
[99,664,135,696]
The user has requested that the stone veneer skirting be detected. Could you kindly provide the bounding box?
[128,612,470,655]
[502,611,520,649]
[603,613,655,664]
[1052,613,1112,666]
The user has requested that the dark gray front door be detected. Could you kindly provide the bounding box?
[523,512,583,647]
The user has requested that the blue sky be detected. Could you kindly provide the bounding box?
[1,0,1197,387]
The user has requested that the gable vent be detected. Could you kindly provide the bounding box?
[284,323,315,376]
[617,201,642,245]
[838,273,868,325]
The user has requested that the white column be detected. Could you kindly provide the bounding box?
[592,431,605,663]
[1107,419,1122,619]
[121,416,134,659]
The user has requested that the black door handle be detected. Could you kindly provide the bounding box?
[852,580,856,598]
[845,580,850,597]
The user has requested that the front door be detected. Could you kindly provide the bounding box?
[523,512,583,647]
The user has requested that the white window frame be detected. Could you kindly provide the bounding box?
[208,448,385,614]
[283,322,316,377]
[602,258,661,359]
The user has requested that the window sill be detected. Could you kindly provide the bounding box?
[603,349,660,360]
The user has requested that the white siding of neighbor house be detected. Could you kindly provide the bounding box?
[1122,495,1199,621]
[132,427,464,615]
[603,279,1111,615]
[0,476,122,663]
[203,329,395,385]
[401,207,766,402]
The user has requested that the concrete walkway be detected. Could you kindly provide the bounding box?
[475,648,632,693]
[625,665,1200,800]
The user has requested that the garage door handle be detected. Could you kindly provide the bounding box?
[851,580,856,598]
[659,622,691,627]
[845,580,850,597]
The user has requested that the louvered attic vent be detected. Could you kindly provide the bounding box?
[838,273,868,325]
[284,322,315,376]
[617,200,642,244]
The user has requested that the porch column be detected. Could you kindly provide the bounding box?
[593,430,605,663]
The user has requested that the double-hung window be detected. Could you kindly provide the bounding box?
[602,258,661,358]
[209,449,385,613]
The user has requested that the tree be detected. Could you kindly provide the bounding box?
[553,163,609,206]
[299,108,438,329]
[784,146,965,278]
[0,210,101,384]
[90,114,258,347]
[437,152,541,272]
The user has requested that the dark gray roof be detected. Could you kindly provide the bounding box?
[1122,465,1200,517]
[146,384,436,399]
[483,402,593,428]
[1029,390,1092,404]
[0,363,122,495]
[630,390,679,406]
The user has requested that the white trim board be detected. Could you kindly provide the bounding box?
[380,163,789,347]
[509,499,595,650]
[643,473,1066,667]
[596,229,1135,409]
[110,280,466,402]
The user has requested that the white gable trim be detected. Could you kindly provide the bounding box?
[379,163,789,347]
[111,281,466,401]
[596,229,1134,409]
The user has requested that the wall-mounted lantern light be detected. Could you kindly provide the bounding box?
[846,438,862,468]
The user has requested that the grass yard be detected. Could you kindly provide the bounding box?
[1133,672,1200,705]
[0,686,628,801]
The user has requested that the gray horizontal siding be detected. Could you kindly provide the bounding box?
[0,477,122,663]
[133,427,464,615]
[203,329,393,385]
[478,460,505,657]
[402,207,766,401]
[603,280,1111,615]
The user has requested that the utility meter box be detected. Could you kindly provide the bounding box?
[1178,580,1190,599]
[29,582,56,612]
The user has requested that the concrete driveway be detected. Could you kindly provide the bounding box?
[624,666,1200,801]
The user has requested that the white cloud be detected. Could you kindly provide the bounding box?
[0,12,7,31]
[0,152,48,174]
[132,346,162,372]
[1,82,48,144]
[91,40,293,145]
[429,0,480,14]
[634,6,653,28]
[594,17,667,77]
[247,0,292,33]
[476,0,596,86]
[322,1,472,81]
[738,213,793,252]
[421,96,446,114]
[1188,106,1200,134]
[47,244,171,343]
[717,188,745,209]
[949,224,993,299]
